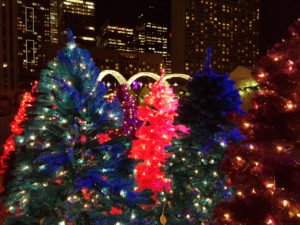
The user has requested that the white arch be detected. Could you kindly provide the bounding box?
[126,72,161,86]
[162,74,190,82]
[97,70,127,84]
[97,71,191,88]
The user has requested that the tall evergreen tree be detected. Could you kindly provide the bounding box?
[1,31,153,225]
[214,19,300,225]
[161,49,243,224]
[129,78,188,203]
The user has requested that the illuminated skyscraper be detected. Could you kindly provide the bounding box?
[97,22,134,52]
[135,0,171,73]
[60,0,96,46]
[16,0,52,87]
[50,0,60,44]
[0,0,52,88]
[1,0,96,88]
[172,0,260,74]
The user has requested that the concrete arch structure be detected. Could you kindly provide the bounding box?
[126,72,161,86]
[97,70,190,87]
[97,70,127,84]
[161,74,190,82]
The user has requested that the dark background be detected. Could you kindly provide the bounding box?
[96,0,300,54]
[96,0,139,27]
[260,0,300,53]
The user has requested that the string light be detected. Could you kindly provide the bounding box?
[22,165,30,171]
[265,181,275,189]
[237,191,243,196]
[129,79,189,200]
[282,200,290,207]
[276,145,284,153]
[285,101,296,111]
[224,213,231,220]
[265,217,275,225]
[243,122,250,128]
[0,84,37,174]
[68,42,76,49]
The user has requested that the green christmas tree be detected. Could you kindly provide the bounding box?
[1,31,153,225]
[160,49,243,224]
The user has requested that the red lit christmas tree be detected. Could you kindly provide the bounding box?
[214,19,300,225]
[129,78,189,200]
[0,82,37,175]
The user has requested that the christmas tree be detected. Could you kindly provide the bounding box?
[214,19,300,225]
[109,84,142,138]
[129,78,189,202]
[161,49,243,224]
[1,31,153,225]
[0,82,37,175]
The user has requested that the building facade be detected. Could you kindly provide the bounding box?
[97,22,134,52]
[1,0,53,89]
[60,0,96,47]
[135,0,171,73]
[0,0,97,89]
[17,0,53,87]
[172,0,260,74]
[50,0,60,44]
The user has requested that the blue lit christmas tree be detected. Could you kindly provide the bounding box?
[160,49,243,224]
[2,30,153,225]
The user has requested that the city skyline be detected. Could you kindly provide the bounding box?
[1,0,300,90]
[96,0,300,54]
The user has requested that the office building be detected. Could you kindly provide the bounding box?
[1,0,97,89]
[0,0,52,88]
[172,0,260,74]
[16,0,53,87]
[60,0,96,46]
[97,22,134,52]
[135,0,171,73]
[50,0,60,44]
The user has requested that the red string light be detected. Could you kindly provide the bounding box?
[129,79,189,201]
[0,82,37,174]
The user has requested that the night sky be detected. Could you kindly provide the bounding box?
[96,0,139,27]
[260,0,300,53]
[96,0,300,55]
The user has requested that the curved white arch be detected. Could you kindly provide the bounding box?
[162,74,190,82]
[127,72,161,86]
[97,70,127,84]
[97,71,191,88]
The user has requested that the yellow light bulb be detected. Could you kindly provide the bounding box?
[224,213,230,219]
[282,200,289,207]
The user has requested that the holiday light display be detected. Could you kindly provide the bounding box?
[1,30,154,225]
[3,27,294,224]
[160,49,243,224]
[109,84,142,138]
[214,19,300,225]
[0,82,37,174]
[129,78,189,200]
